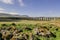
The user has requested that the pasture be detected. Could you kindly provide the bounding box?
[0,20,60,40]
[0,20,60,26]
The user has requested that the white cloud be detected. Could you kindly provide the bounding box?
[18,0,24,6]
[0,11,19,15]
[0,8,5,11]
[9,12,19,15]
[0,8,6,13]
[0,7,19,15]
[0,0,25,7]
[0,11,6,13]
[0,0,13,4]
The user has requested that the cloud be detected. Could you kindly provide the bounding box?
[9,12,19,15]
[0,7,19,15]
[0,11,7,13]
[0,0,13,4]
[0,0,25,7]
[0,11,19,15]
[0,8,5,11]
[0,8,6,13]
[18,0,24,6]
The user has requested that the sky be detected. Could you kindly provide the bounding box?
[0,0,60,17]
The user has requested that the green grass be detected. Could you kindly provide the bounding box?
[0,20,60,40]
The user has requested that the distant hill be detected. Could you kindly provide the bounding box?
[0,13,30,21]
[0,13,60,21]
[0,13,29,17]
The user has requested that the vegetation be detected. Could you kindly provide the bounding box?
[0,21,60,40]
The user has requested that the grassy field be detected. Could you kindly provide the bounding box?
[0,20,60,40]
[0,20,60,26]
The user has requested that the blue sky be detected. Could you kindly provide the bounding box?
[0,0,60,17]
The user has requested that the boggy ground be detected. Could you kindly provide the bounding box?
[0,23,60,40]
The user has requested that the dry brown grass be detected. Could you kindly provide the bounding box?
[0,20,60,26]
